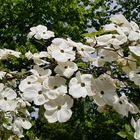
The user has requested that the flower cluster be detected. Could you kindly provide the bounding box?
[0,15,140,139]
[86,14,140,140]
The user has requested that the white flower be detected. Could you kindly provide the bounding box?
[21,87,48,105]
[27,25,54,40]
[110,14,130,27]
[54,61,78,78]
[128,31,140,41]
[0,49,21,59]
[103,23,130,35]
[44,95,73,123]
[117,55,136,73]
[119,26,130,35]
[93,74,116,94]
[113,93,139,116]
[95,34,127,48]
[95,34,113,46]
[129,45,140,57]
[85,37,96,47]
[67,38,95,60]
[34,91,48,105]
[130,21,139,31]
[0,83,4,92]
[0,88,17,111]
[92,49,122,67]
[21,87,39,102]
[91,57,106,67]
[13,117,32,138]
[69,72,94,98]
[93,91,119,107]
[19,75,42,92]
[131,117,140,140]
[92,74,118,106]
[30,65,51,82]
[25,51,49,65]
[110,34,127,47]
[43,75,67,99]
[76,43,95,60]
[0,71,6,79]
[47,38,75,62]
[103,23,117,31]
[6,49,21,58]
[129,67,140,86]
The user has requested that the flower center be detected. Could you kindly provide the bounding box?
[100,91,104,95]
[58,106,61,110]
[60,50,64,53]
[81,48,84,51]
[81,83,85,87]
[53,86,58,89]
[119,101,123,104]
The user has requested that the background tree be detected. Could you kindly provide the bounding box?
[0,0,113,48]
[116,0,140,25]
[0,0,140,140]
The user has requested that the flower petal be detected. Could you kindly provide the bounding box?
[57,109,72,122]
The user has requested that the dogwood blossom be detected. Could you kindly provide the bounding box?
[117,55,136,73]
[44,95,73,123]
[0,87,17,111]
[92,74,118,106]
[12,117,32,138]
[67,38,95,60]
[25,51,49,65]
[110,14,130,27]
[0,49,21,59]
[113,93,139,116]
[92,49,122,67]
[129,67,140,86]
[69,72,94,98]
[27,25,54,40]
[0,71,6,79]
[19,75,42,92]
[47,38,75,62]
[129,45,140,57]
[30,65,52,82]
[54,61,78,78]
[130,21,139,31]
[43,75,67,99]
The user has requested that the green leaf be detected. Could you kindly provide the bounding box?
[117,131,127,138]
[77,62,87,68]
[82,30,115,37]
[125,124,134,140]
[125,124,132,132]
[126,133,134,140]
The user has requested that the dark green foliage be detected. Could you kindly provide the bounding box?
[24,98,127,140]
[1,0,140,140]
[117,0,140,25]
[0,0,112,49]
